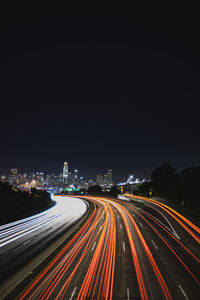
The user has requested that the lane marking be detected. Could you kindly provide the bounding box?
[151,240,158,250]
[132,213,135,217]
[118,215,120,219]
[123,241,126,252]
[91,241,96,251]
[70,286,77,300]
[120,224,122,229]
[161,234,183,258]
[127,288,130,300]
[139,222,143,228]
[179,284,189,300]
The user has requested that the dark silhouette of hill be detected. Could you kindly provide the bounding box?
[0,182,54,225]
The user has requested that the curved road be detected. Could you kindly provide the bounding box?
[0,196,88,284]
[6,195,200,299]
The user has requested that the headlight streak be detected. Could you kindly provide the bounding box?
[0,214,62,248]
[125,194,200,243]
[18,202,99,300]
[140,202,180,239]
[0,215,47,238]
[0,196,87,249]
[15,195,200,299]
[0,211,49,231]
[18,199,117,300]
[147,197,200,235]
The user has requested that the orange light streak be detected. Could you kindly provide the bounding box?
[100,197,172,300]
[18,202,101,299]
[125,194,200,240]
[76,201,116,300]
[126,203,200,287]
[126,202,200,264]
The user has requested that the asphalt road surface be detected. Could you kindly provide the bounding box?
[0,196,88,284]
[2,194,199,299]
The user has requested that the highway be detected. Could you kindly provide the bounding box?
[0,196,88,284]
[3,195,199,299]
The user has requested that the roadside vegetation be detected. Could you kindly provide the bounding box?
[0,182,54,225]
[134,162,200,212]
[87,185,120,197]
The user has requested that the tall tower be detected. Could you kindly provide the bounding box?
[63,161,68,183]
[107,169,112,186]
[96,174,103,186]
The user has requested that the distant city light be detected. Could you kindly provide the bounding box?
[1,162,145,195]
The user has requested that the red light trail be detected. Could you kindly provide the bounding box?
[16,195,200,299]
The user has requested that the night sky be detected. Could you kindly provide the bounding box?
[0,4,200,181]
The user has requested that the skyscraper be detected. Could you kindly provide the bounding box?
[63,161,68,183]
[107,169,113,186]
[103,169,113,190]
[8,168,18,185]
[73,169,79,186]
[96,174,104,186]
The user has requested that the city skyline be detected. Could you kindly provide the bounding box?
[0,160,137,183]
[1,162,116,188]
[0,158,150,182]
[1,163,147,197]
[0,158,198,184]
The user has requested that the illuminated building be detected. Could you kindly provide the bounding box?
[8,168,18,185]
[107,169,112,186]
[1,175,6,183]
[96,169,113,190]
[127,174,134,184]
[73,168,79,186]
[63,161,68,183]
[35,172,44,185]
[103,169,113,189]
[96,174,104,186]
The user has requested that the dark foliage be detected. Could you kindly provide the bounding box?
[181,167,200,210]
[151,162,180,202]
[87,185,102,195]
[87,185,120,197]
[134,163,200,212]
[136,162,180,202]
[109,186,120,197]
[137,182,153,197]
[0,183,54,225]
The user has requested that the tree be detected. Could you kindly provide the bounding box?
[151,162,180,202]
[0,182,53,225]
[109,185,120,197]
[151,162,177,181]
[87,185,102,195]
[137,182,153,197]
[181,167,200,209]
